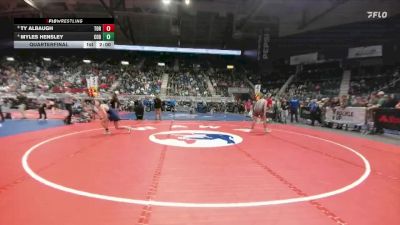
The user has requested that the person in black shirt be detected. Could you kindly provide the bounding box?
[110,92,121,110]
[382,94,397,108]
[134,100,144,120]
[280,98,289,124]
[154,95,162,120]
[38,97,47,120]
[309,99,322,126]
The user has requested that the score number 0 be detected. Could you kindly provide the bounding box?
[102,24,114,32]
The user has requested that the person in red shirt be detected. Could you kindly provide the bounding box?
[265,94,273,120]
[245,99,253,116]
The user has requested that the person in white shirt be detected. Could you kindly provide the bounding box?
[63,92,74,125]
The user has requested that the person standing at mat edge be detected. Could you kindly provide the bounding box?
[134,100,144,120]
[37,94,47,120]
[110,91,121,110]
[250,94,271,133]
[154,95,162,120]
[16,92,27,119]
[63,92,74,125]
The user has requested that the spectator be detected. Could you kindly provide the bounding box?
[382,94,397,108]
[368,91,386,134]
[368,91,386,110]
[154,95,162,120]
[281,98,289,124]
[309,99,322,126]
[134,100,144,120]
[110,92,121,110]
[0,56,162,96]
[340,95,350,108]
[245,99,253,116]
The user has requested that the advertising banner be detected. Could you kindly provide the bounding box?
[325,107,367,125]
[290,52,318,65]
[348,45,383,58]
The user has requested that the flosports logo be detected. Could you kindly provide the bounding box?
[367,11,388,19]
[149,130,243,148]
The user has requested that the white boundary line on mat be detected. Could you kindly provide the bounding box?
[21,125,371,208]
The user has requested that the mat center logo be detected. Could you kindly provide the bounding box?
[149,130,243,148]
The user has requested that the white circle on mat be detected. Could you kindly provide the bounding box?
[22,126,371,208]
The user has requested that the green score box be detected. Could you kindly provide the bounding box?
[102,32,114,41]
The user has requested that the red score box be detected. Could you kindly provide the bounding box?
[102,24,115,32]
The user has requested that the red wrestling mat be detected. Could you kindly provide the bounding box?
[0,121,399,225]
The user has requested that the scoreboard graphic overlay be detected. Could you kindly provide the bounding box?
[14,18,115,49]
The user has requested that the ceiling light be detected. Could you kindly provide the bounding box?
[24,0,40,10]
